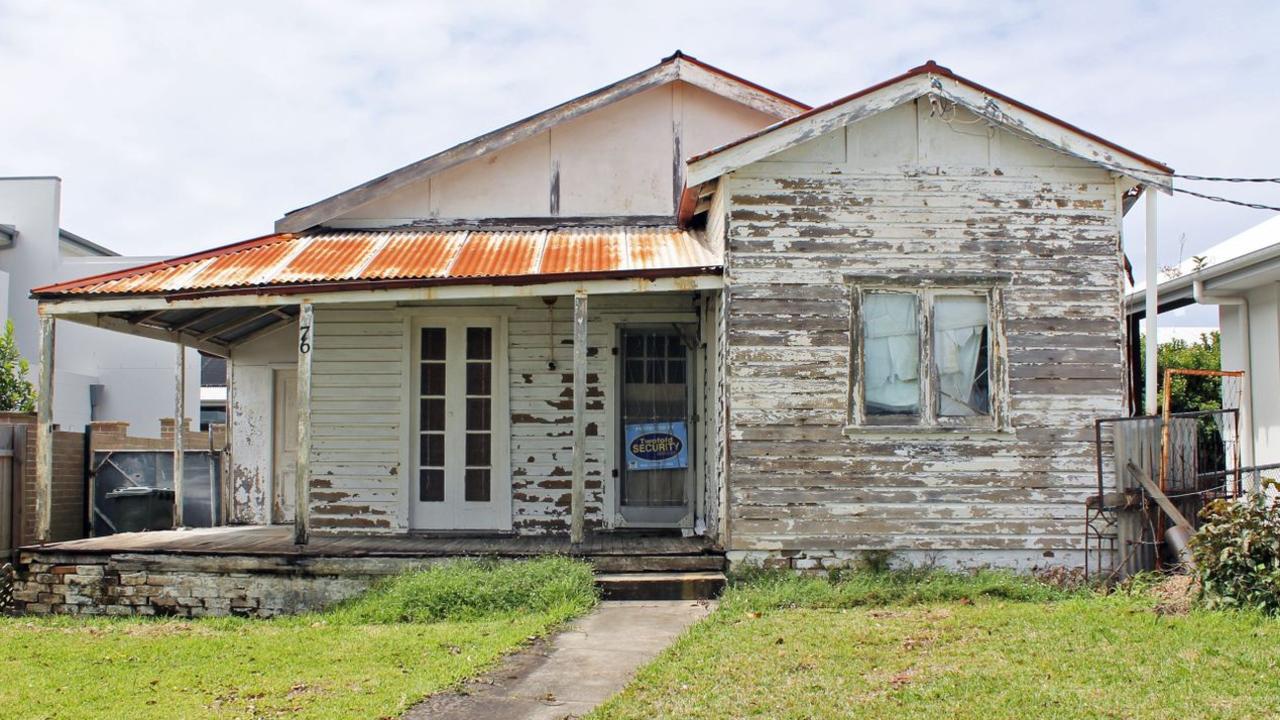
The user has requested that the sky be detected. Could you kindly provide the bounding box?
[1,1,1276,326]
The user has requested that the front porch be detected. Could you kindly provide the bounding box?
[28,224,725,549]
[14,525,725,617]
[26,523,719,564]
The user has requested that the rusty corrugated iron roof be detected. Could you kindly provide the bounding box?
[33,226,719,298]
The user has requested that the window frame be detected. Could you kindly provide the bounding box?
[846,273,1010,434]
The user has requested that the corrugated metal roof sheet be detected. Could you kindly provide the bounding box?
[34,226,719,297]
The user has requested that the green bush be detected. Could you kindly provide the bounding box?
[0,320,36,413]
[1190,484,1280,614]
[325,556,598,624]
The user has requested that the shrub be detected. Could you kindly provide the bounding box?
[0,321,35,413]
[325,556,598,624]
[1189,484,1280,614]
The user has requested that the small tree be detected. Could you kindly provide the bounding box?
[0,320,36,413]
[1139,331,1222,413]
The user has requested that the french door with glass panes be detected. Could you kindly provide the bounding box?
[411,317,509,531]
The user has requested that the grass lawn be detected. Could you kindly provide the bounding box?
[592,571,1280,720]
[1,557,597,720]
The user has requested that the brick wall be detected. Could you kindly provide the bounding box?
[90,418,226,453]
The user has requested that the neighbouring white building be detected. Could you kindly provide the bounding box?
[1129,213,1280,470]
[0,176,198,433]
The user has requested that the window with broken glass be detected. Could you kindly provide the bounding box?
[849,283,1002,430]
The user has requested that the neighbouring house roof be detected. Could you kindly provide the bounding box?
[32,225,719,299]
[682,60,1173,196]
[1126,214,1280,314]
[275,51,809,234]
[58,228,118,257]
[0,223,14,247]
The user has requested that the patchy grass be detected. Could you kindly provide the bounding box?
[0,557,597,719]
[592,570,1280,720]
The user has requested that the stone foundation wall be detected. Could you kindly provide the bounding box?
[13,551,442,618]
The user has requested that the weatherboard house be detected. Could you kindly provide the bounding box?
[23,54,1173,610]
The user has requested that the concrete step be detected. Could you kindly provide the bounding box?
[595,571,726,601]
[587,554,726,574]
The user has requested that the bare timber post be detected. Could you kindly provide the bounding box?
[173,343,185,527]
[571,291,587,545]
[294,303,314,545]
[35,313,55,543]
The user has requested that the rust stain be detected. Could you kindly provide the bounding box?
[36,226,718,296]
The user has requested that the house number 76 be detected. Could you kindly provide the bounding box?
[299,325,312,354]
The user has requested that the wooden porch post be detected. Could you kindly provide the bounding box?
[173,343,185,527]
[570,291,587,544]
[35,313,55,543]
[294,303,314,545]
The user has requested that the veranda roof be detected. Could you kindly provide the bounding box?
[33,225,718,299]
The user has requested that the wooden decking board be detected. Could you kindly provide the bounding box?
[24,525,720,559]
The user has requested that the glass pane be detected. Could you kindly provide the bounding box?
[466,362,491,396]
[625,334,644,357]
[420,398,445,432]
[420,433,445,467]
[466,327,492,360]
[420,362,445,396]
[646,335,664,356]
[934,295,991,416]
[667,359,686,384]
[465,469,491,502]
[466,432,491,467]
[419,469,444,502]
[625,360,645,383]
[421,327,446,361]
[647,359,665,384]
[466,398,491,431]
[862,292,920,417]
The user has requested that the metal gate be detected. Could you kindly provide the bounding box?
[91,450,222,535]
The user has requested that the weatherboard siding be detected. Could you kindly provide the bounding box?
[721,99,1128,568]
[230,294,715,536]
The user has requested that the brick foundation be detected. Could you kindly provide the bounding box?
[12,550,441,618]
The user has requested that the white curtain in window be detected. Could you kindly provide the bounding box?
[934,295,989,416]
[863,293,919,415]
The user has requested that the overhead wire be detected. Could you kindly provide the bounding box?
[927,79,1280,212]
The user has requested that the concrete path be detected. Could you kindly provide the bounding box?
[405,600,712,720]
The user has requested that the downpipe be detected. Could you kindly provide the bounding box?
[1193,280,1257,482]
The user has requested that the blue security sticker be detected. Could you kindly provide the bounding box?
[625,421,689,470]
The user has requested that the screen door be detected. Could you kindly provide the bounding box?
[617,327,693,526]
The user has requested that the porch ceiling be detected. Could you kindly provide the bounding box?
[58,304,299,356]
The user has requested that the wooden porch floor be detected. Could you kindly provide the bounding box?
[26,525,719,559]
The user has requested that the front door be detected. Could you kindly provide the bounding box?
[272,368,297,523]
[617,327,694,527]
[411,318,509,531]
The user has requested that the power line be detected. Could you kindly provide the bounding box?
[1176,174,1280,184]
[928,81,1280,211]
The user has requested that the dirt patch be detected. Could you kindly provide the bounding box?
[1151,575,1199,616]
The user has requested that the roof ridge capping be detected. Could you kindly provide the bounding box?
[274,51,808,235]
[685,59,1173,188]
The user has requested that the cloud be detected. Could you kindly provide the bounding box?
[0,0,1276,276]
